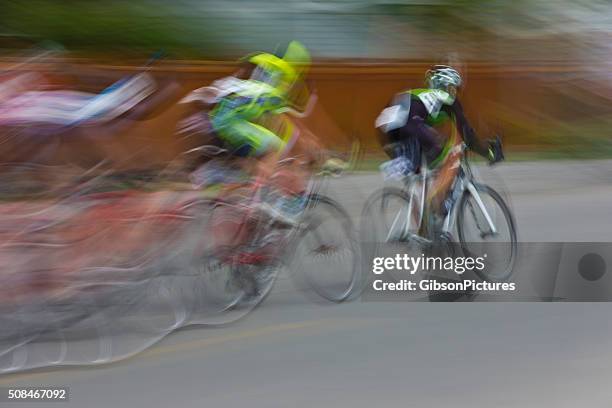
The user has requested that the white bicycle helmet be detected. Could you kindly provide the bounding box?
[425,65,462,91]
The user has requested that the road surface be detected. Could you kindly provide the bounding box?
[2,160,612,407]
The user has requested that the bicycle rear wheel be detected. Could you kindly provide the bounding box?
[361,187,421,243]
[360,187,424,283]
[198,198,280,314]
[457,183,517,282]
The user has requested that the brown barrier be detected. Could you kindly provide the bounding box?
[1,60,609,171]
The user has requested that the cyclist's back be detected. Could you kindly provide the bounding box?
[376,66,499,171]
[208,41,311,158]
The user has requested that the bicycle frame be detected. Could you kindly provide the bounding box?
[387,163,425,242]
[391,145,499,244]
[211,158,323,264]
[442,148,498,237]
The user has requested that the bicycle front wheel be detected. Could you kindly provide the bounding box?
[291,194,360,302]
[457,183,517,282]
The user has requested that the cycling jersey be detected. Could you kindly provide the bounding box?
[209,78,289,157]
[376,89,489,168]
[409,88,455,124]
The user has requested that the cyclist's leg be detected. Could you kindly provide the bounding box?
[401,118,460,214]
[218,118,308,220]
[214,119,283,178]
[208,120,283,250]
[232,120,286,184]
[230,118,309,197]
[220,120,283,155]
[264,115,316,196]
[380,126,422,176]
[430,139,462,214]
[385,115,442,172]
[401,117,443,160]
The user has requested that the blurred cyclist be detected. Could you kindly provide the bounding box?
[375,64,504,216]
[202,41,320,223]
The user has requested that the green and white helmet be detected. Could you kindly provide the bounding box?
[425,65,462,91]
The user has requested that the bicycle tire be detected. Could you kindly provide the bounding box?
[360,186,424,283]
[456,183,517,282]
[199,198,280,314]
[291,193,360,302]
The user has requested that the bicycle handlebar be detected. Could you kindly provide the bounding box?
[183,145,228,157]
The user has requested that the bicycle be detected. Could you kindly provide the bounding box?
[181,145,361,316]
[173,78,362,312]
[361,140,517,290]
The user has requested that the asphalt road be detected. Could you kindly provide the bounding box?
[2,160,612,407]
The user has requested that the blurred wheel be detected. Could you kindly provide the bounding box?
[457,183,517,282]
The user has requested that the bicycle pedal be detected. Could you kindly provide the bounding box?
[404,233,432,246]
[480,231,497,239]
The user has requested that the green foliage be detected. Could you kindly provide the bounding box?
[0,0,226,57]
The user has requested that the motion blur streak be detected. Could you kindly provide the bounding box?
[0,5,611,405]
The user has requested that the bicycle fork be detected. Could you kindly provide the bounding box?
[442,179,497,237]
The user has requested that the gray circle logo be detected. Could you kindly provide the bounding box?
[578,253,606,281]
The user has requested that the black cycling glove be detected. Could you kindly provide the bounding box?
[487,136,504,164]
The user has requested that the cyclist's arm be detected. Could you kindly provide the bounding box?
[280,114,324,165]
[445,99,490,158]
